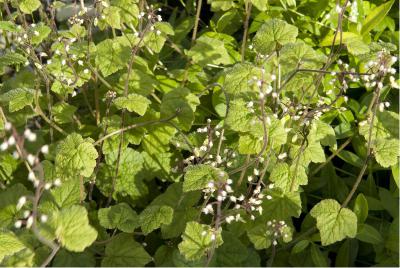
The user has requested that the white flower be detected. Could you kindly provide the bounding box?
[271,74,276,81]
[34,31,39,36]
[268,183,274,189]
[247,176,253,182]
[266,195,272,200]
[4,122,12,131]
[201,231,207,236]
[40,214,48,223]
[24,128,32,138]
[278,152,287,160]
[83,68,90,74]
[17,196,27,210]
[272,240,278,246]
[230,196,237,202]
[226,215,235,224]
[14,220,23,229]
[28,171,36,181]
[44,183,52,190]
[253,169,259,176]
[227,179,233,185]
[379,103,385,112]
[54,178,62,187]
[27,132,37,142]
[26,216,34,228]
[12,151,19,159]
[266,85,273,94]
[61,59,66,65]
[41,145,49,154]
[266,116,271,126]
[156,30,161,35]
[78,60,84,66]
[0,142,8,151]
[247,101,254,108]
[27,154,36,165]
[210,233,216,241]
[23,210,31,218]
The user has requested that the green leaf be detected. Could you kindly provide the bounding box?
[223,63,262,98]
[0,184,31,228]
[0,52,26,68]
[114,93,151,115]
[353,193,368,223]
[253,19,298,54]
[53,249,95,267]
[214,232,248,266]
[97,148,146,200]
[139,205,174,235]
[291,240,310,254]
[262,189,302,219]
[247,224,271,250]
[356,224,384,245]
[101,6,122,29]
[187,35,233,66]
[1,88,35,112]
[42,180,83,211]
[142,22,173,53]
[30,24,51,45]
[374,138,399,168]
[310,243,328,266]
[102,233,151,267]
[55,133,98,180]
[335,239,358,267]
[251,0,267,11]
[269,163,308,192]
[280,41,326,71]
[98,203,140,233]
[310,199,358,246]
[95,38,130,77]
[385,217,399,253]
[0,231,25,263]
[319,32,369,55]
[51,205,97,252]
[0,21,22,32]
[361,0,395,35]
[309,120,336,148]
[160,87,200,131]
[178,221,223,261]
[52,102,77,124]
[19,0,41,14]
[183,164,226,192]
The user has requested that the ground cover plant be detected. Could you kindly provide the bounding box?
[0,0,399,266]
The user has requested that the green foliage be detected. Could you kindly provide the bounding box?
[178,221,223,261]
[0,0,398,266]
[55,133,98,180]
[310,199,357,246]
[49,205,98,252]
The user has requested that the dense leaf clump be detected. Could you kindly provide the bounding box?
[0,0,398,267]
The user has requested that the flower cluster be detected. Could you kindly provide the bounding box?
[266,219,291,246]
